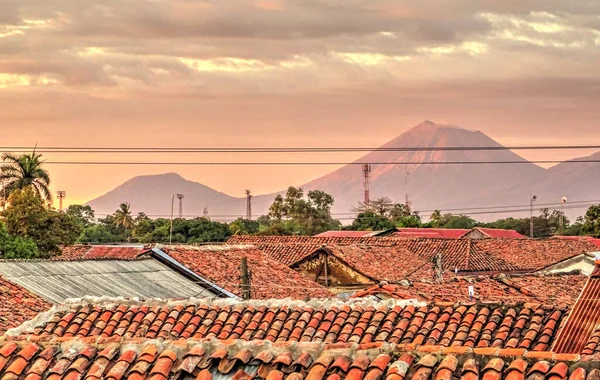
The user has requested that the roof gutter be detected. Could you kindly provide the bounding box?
[150,248,239,299]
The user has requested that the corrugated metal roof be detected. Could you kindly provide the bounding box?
[0,258,219,303]
[553,261,600,353]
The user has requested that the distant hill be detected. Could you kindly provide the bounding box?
[86,121,600,221]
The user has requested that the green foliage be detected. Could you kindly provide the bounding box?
[346,211,395,231]
[2,188,81,256]
[0,221,40,259]
[0,151,52,202]
[78,225,123,244]
[582,205,600,237]
[66,204,96,228]
[265,187,341,235]
[436,213,477,229]
[229,218,260,235]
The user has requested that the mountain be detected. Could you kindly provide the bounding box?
[284,121,548,217]
[86,121,598,221]
[86,173,244,218]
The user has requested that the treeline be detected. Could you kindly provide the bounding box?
[3,151,600,260]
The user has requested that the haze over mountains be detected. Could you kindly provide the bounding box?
[86,121,600,221]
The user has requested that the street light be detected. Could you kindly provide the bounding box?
[169,194,175,245]
[530,194,537,238]
[560,196,568,234]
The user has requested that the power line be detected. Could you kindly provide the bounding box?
[2,144,600,152]
[36,159,600,165]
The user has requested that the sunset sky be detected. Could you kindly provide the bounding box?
[1,0,599,207]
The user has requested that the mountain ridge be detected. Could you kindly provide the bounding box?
[86,121,599,220]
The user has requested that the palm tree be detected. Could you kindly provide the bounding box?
[0,151,51,202]
[114,203,134,230]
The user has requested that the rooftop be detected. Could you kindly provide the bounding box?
[161,245,333,299]
[9,297,567,352]
[0,277,50,334]
[0,339,597,380]
[352,272,587,306]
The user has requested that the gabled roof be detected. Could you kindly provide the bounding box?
[464,227,528,239]
[553,260,600,354]
[0,339,596,380]
[161,245,332,299]
[392,228,469,239]
[54,245,147,260]
[475,239,598,271]
[0,257,222,303]
[0,277,50,334]
[252,243,324,266]
[352,273,587,306]
[313,230,390,237]
[294,245,433,283]
[10,298,567,351]
[554,235,600,248]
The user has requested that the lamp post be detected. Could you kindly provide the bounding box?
[560,196,568,235]
[530,194,537,238]
[169,194,174,245]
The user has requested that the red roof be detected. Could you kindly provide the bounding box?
[55,245,148,260]
[469,227,528,239]
[14,298,566,351]
[162,245,332,299]
[553,260,600,354]
[392,228,469,239]
[0,340,594,380]
[353,273,587,306]
[313,230,384,237]
[554,235,600,248]
[0,277,50,333]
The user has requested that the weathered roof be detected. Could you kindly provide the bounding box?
[0,277,50,334]
[553,260,600,354]
[313,231,387,238]
[0,258,220,303]
[11,298,567,351]
[252,243,324,266]
[0,339,597,380]
[161,245,333,299]
[392,228,469,239]
[554,235,600,248]
[475,239,598,271]
[55,245,147,260]
[352,273,587,306]
[466,228,527,239]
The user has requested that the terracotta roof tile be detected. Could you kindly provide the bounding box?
[52,245,148,261]
[0,277,51,334]
[352,273,587,306]
[162,245,332,299]
[9,298,570,351]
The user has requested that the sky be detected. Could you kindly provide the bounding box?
[1,0,599,207]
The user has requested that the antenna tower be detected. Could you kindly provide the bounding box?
[245,190,252,220]
[362,164,371,205]
[57,191,66,212]
[176,194,184,218]
[404,165,411,207]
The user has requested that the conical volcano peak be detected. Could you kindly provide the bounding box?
[411,120,477,133]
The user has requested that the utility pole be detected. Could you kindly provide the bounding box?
[530,193,537,238]
[560,196,568,234]
[435,252,443,282]
[57,191,66,212]
[176,194,184,218]
[362,164,371,205]
[240,256,251,300]
[169,194,174,245]
[203,205,209,219]
[404,165,410,207]
[245,190,252,220]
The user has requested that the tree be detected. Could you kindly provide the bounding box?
[347,211,395,231]
[436,213,477,229]
[0,221,40,259]
[66,204,96,228]
[0,151,51,202]
[266,187,341,235]
[78,225,123,244]
[229,218,260,235]
[430,210,442,226]
[582,205,600,237]
[353,197,394,216]
[2,188,82,256]
[114,203,134,240]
